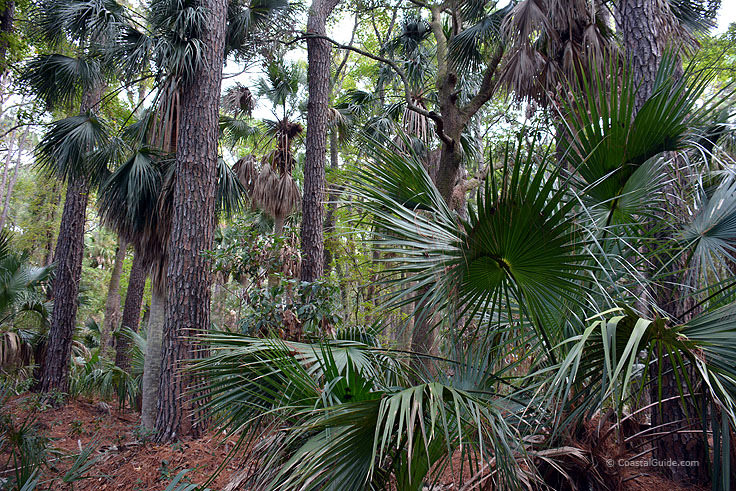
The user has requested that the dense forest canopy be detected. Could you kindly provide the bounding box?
[0,0,736,489]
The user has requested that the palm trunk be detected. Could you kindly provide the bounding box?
[100,238,127,357]
[299,0,341,284]
[115,250,147,372]
[141,285,165,429]
[154,0,227,442]
[36,84,103,396]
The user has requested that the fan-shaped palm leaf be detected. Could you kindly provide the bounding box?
[36,114,111,185]
[21,55,103,110]
[349,135,592,348]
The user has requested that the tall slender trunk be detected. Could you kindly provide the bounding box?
[620,0,707,483]
[100,238,127,357]
[154,0,227,442]
[0,0,14,75]
[322,129,338,273]
[0,127,27,229]
[115,250,147,372]
[141,285,165,429]
[36,176,91,394]
[43,182,62,267]
[299,0,341,284]
[36,84,103,395]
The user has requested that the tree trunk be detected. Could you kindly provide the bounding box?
[115,250,147,372]
[36,175,91,394]
[0,128,15,208]
[0,127,27,229]
[299,0,341,284]
[0,0,14,74]
[620,0,662,112]
[141,285,165,430]
[322,128,338,273]
[620,0,708,483]
[36,84,102,396]
[100,238,127,357]
[154,0,227,442]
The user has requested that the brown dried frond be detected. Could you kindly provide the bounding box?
[402,94,430,144]
[233,155,259,196]
[252,163,280,216]
[222,84,255,117]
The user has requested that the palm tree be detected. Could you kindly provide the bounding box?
[230,62,304,234]
[0,231,53,372]
[97,0,289,439]
[98,137,243,429]
[188,54,736,490]
[24,0,127,394]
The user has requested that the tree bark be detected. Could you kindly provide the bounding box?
[141,285,165,430]
[619,0,707,483]
[620,0,663,113]
[115,249,147,372]
[36,175,91,394]
[154,0,227,442]
[299,0,341,284]
[100,238,127,357]
[0,0,14,74]
[322,129,338,273]
[36,85,103,396]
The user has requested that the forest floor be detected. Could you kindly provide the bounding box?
[1,394,707,490]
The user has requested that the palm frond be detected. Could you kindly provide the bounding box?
[21,55,103,110]
[36,114,111,184]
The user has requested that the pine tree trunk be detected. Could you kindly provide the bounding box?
[36,175,91,394]
[300,0,341,284]
[154,0,227,442]
[0,0,14,74]
[115,250,147,372]
[141,286,165,430]
[620,0,662,112]
[620,0,708,483]
[36,84,102,396]
[322,129,338,273]
[100,238,127,357]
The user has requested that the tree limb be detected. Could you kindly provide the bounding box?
[303,32,454,146]
[460,44,504,125]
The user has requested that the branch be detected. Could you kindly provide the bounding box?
[301,32,454,146]
[454,159,503,194]
[460,44,504,125]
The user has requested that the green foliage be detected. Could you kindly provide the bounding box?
[194,333,532,490]
[69,351,140,409]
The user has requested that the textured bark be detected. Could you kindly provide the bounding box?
[141,286,165,430]
[36,176,91,394]
[620,0,707,483]
[154,0,227,442]
[0,0,14,73]
[620,0,663,112]
[100,238,127,357]
[36,86,103,395]
[115,250,147,372]
[299,0,341,284]
[322,129,338,273]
